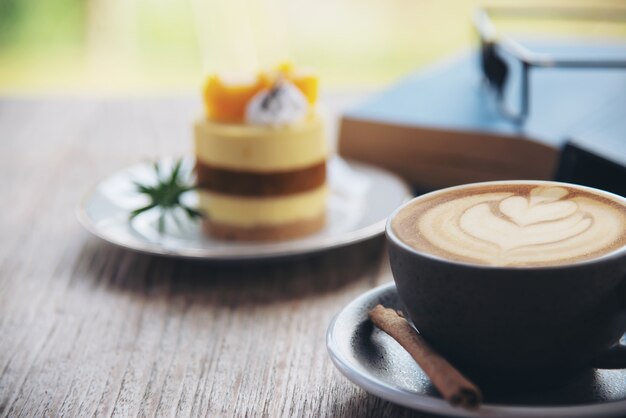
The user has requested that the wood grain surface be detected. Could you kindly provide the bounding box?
[0,98,437,417]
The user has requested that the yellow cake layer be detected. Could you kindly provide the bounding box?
[194,112,326,172]
[197,186,327,226]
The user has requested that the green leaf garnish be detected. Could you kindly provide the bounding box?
[130,159,203,233]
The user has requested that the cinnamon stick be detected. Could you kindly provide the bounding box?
[369,304,482,409]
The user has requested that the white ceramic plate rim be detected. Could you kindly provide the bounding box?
[326,282,626,418]
[77,158,412,260]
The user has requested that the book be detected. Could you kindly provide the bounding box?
[338,43,626,191]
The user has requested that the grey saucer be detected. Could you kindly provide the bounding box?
[77,157,411,260]
[326,282,626,418]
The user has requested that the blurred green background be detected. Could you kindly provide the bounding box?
[0,0,624,95]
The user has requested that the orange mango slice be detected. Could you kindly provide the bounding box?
[202,74,269,123]
[203,63,318,123]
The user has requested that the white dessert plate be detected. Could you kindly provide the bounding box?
[77,157,411,260]
[327,282,626,418]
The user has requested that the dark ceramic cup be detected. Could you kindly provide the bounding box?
[386,182,626,382]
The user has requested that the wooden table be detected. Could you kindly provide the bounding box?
[0,98,437,417]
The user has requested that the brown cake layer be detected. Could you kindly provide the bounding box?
[195,160,326,196]
[203,213,325,241]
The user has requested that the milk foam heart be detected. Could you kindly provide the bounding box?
[392,183,626,267]
[498,187,578,226]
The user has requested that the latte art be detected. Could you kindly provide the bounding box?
[392,184,626,267]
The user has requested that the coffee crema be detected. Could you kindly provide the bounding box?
[391,183,626,267]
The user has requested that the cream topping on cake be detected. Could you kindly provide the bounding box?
[245,80,308,126]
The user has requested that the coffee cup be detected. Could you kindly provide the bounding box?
[386,180,626,382]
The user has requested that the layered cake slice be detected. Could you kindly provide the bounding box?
[194,64,328,240]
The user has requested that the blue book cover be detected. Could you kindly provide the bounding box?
[339,42,626,190]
